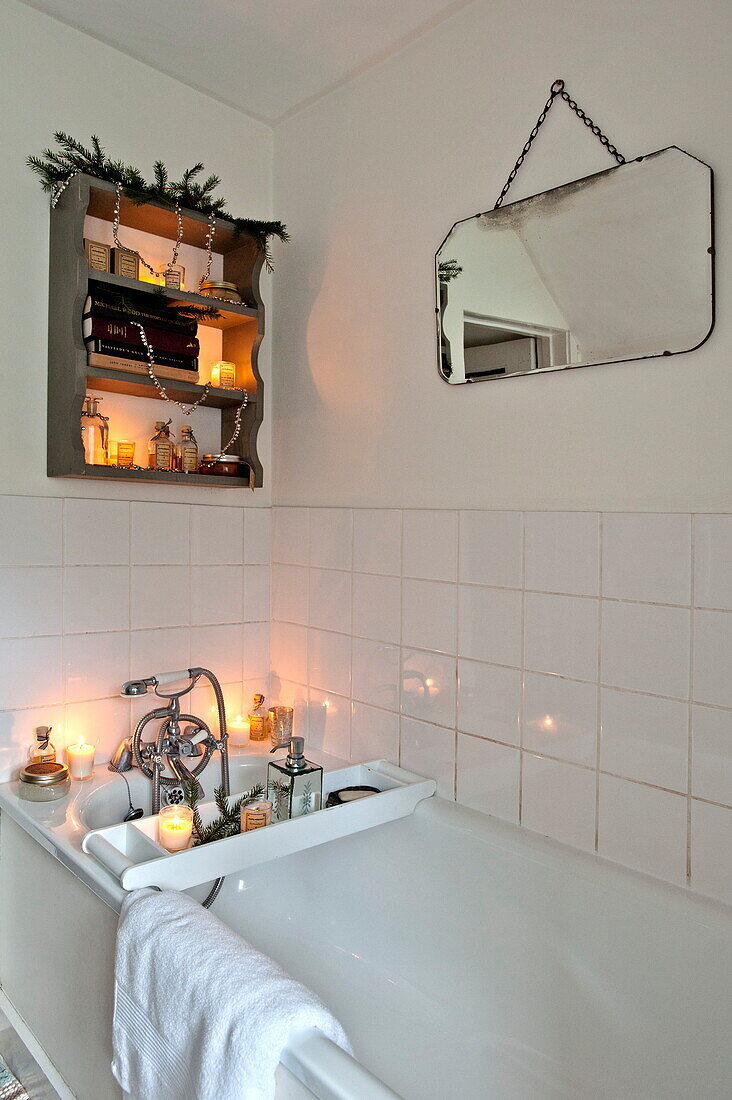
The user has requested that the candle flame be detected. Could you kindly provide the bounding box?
[542,715,555,730]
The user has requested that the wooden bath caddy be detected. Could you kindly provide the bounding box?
[82,761,435,892]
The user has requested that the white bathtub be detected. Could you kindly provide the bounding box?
[1,749,730,1098]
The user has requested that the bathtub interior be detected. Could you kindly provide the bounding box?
[208,799,732,1100]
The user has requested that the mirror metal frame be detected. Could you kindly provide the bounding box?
[435,147,715,385]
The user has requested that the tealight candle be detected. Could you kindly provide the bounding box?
[66,737,95,780]
[210,361,237,389]
[116,440,135,468]
[228,714,250,746]
[158,805,193,852]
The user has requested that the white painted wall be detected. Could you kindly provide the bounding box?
[1,0,274,504]
[272,0,732,511]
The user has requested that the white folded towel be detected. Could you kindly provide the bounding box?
[112,888,352,1100]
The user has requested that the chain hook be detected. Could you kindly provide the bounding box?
[550,79,565,94]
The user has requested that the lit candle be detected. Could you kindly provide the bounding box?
[228,714,250,746]
[158,805,193,852]
[67,737,95,780]
[210,361,237,389]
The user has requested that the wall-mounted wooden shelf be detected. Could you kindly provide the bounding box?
[47,174,266,488]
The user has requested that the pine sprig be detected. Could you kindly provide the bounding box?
[183,780,265,846]
[27,132,288,266]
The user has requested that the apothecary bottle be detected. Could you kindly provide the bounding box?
[81,396,109,465]
[29,726,56,764]
[177,424,199,473]
[248,694,268,742]
[267,737,322,821]
[148,420,174,471]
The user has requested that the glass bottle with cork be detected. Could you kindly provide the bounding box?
[148,420,175,471]
[177,424,199,473]
[28,726,56,764]
[81,396,109,465]
[248,694,269,742]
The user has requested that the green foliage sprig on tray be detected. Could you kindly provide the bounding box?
[28,132,289,270]
[183,780,265,845]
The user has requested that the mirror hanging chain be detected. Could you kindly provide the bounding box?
[493,79,626,209]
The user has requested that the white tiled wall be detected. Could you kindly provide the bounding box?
[270,507,732,908]
[0,495,271,780]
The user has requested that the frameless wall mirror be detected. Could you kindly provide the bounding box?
[436,147,714,384]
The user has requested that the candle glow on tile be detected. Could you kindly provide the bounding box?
[158,805,193,852]
[67,736,95,780]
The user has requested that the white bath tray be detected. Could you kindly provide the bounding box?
[81,760,435,892]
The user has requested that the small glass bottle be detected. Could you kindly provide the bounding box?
[81,397,109,465]
[178,424,199,474]
[248,694,268,742]
[29,726,56,764]
[267,737,322,820]
[148,420,175,471]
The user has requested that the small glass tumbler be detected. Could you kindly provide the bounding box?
[158,804,193,852]
[268,706,294,748]
[117,440,136,468]
[241,799,273,832]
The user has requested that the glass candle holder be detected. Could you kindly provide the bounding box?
[117,440,136,468]
[241,800,273,832]
[158,805,193,852]
[228,714,250,746]
[268,706,294,748]
[210,361,237,389]
[66,738,95,780]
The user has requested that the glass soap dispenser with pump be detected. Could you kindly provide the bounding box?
[267,737,322,820]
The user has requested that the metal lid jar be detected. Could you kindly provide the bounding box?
[18,761,71,802]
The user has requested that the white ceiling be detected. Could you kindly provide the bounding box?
[22,0,472,123]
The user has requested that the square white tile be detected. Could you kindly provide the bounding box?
[459,511,523,588]
[353,509,401,575]
[601,687,688,791]
[131,626,189,681]
[0,497,62,566]
[403,579,456,654]
[521,754,596,851]
[131,566,189,630]
[523,672,598,766]
[308,628,351,696]
[694,515,732,610]
[352,573,401,643]
[401,648,456,728]
[0,568,62,637]
[524,592,598,681]
[63,499,130,565]
[693,610,732,707]
[457,659,521,744]
[131,502,189,565]
[269,679,309,736]
[458,586,522,667]
[400,716,455,798]
[352,637,400,710]
[273,507,309,565]
[456,734,520,823]
[190,566,242,626]
[309,508,352,570]
[351,702,400,764]
[691,799,732,906]
[0,636,63,709]
[308,688,350,759]
[598,775,687,884]
[190,505,243,565]
[691,704,732,806]
[525,512,599,596]
[270,622,308,685]
[243,565,270,623]
[271,564,308,624]
[66,630,129,702]
[243,508,272,565]
[190,623,244,684]
[309,569,351,634]
[64,566,130,633]
[601,601,690,698]
[402,510,458,582]
[243,621,270,681]
[602,513,691,605]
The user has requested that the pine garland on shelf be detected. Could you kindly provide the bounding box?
[28,132,289,270]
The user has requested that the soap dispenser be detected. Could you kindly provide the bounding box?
[267,737,322,820]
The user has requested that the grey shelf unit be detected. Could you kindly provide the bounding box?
[47,174,266,488]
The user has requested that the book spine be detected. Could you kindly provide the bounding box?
[83,292,197,335]
[82,316,199,355]
[85,339,197,372]
[86,353,200,385]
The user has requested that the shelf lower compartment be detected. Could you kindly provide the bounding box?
[77,464,252,488]
[87,365,254,409]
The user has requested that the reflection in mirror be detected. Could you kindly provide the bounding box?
[436,147,713,384]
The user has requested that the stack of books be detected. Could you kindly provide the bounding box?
[83,287,200,383]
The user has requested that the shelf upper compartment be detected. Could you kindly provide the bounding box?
[88,270,258,330]
[86,365,255,409]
